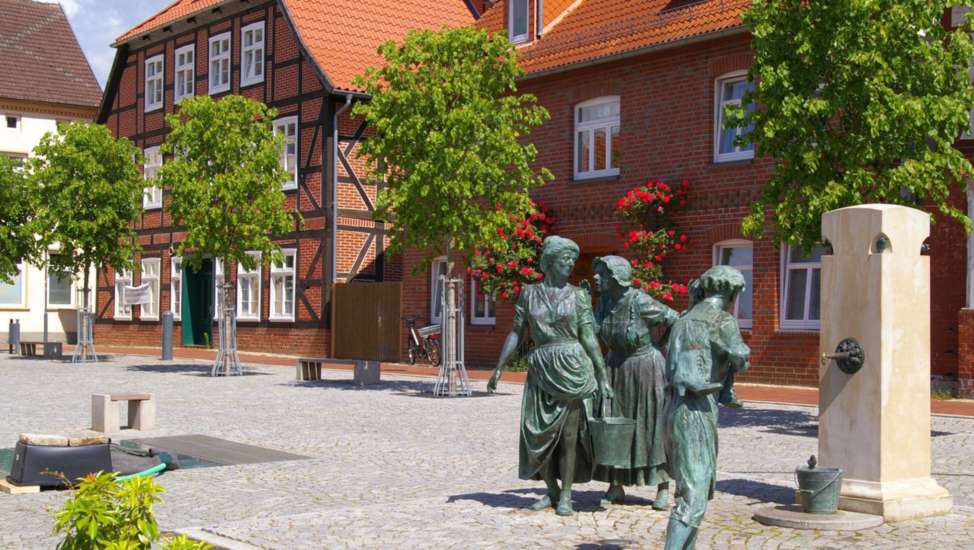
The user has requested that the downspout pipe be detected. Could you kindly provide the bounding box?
[536,0,543,39]
[331,94,354,301]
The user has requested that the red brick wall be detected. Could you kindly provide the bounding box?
[959,309,974,398]
[401,31,969,385]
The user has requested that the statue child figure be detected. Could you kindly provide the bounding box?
[663,266,750,550]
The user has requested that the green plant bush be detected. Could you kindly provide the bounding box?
[53,472,211,550]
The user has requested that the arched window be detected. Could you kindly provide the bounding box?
[714,239,753,329]
[574,96,620,180]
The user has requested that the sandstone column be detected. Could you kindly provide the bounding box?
[819,204,952,521]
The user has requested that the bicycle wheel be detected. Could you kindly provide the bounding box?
[407,343,417,365]
[428,343,441,367]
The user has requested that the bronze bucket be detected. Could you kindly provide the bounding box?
[588,397,635,468]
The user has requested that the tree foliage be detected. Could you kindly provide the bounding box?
[161,95,297,279]
[353,26,552,261]
[0,156,34,283]
[28,122,144,300]
[736,0,974,249]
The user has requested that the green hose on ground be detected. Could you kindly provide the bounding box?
[116,462,167,482]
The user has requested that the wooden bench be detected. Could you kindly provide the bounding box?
[297,357,380,386]
[91,393,155,433]
[18,341,62,358]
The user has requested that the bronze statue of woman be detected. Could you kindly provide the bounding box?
[488,236,613,516]
[663,265,750,550]
[591,255,677,509]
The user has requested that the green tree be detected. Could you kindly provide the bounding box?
[28,122,143,310]
[735,0,974,249]
[0,156,35,282]
[161,95,297,374]
[353,26,552,264]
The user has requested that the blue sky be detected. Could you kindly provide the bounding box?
[39,0,170,89]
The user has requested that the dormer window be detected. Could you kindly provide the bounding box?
[509,0,529,44]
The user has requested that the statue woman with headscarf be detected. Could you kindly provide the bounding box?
[488,236,613,516]
[591,255,678,509]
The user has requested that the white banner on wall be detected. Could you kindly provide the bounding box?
[123,283,152,306]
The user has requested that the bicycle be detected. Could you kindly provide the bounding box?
[403,316,441,367]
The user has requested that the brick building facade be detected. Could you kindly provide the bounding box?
[95,0,476,356]
[401,0,974,394]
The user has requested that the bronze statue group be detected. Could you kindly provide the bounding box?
[488,236,751,550]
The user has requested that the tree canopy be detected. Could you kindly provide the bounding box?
[0,156,34,283]
[736,0,974,249]
[28,122,144,300]
[352,26,552,261]
[161,95,297,278]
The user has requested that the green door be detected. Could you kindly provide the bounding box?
[181,259,213,347]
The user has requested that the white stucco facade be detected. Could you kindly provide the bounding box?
[0,109,94,343]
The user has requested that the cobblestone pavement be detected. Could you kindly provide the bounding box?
[0,354,972,549]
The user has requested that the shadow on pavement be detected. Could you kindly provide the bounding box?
[125,363,272,376]
[285,378,502,397]
[715,478,794,504]
[576,541,635,550]
[719,406,819,438]
[447,488,608,513]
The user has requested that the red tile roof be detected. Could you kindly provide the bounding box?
[0,0,102,108]
[479,0,748,76]
[116,0,477,93]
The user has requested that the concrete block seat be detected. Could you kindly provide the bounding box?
[297,358,380,386]
[92,393,155,433]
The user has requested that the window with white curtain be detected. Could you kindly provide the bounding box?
[115,269,132,320]
[574,96,620,180]
[141,258,161,320]
[509,0,529,44]
[208,32,231,94]
[273,117,298,190]
[270,249,296,321]
[470,278,496,325]
[170,256,182,319]
[714,71,755,162]
[0,263,25,307]
[143,146,162,209]
[430,257,448,325]
[145,54,163,112]
[714,240,753,329]
[781,244,825,330]
[237,252,261,321]
[241,21,265,87]
[174,44,195,103]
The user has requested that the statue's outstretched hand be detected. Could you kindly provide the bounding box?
[600,380,615,400]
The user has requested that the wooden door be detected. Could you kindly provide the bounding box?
[333,282,401,361]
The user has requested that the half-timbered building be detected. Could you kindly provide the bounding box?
[95,0,477,356]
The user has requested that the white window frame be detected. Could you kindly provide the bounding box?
[273,116,299,190]
[270,249,296,322]
[213,257,224,320]
[714,70,755,163]
[171,256,182,320]
[0,262,26,308]
[573,96,621,181]
[430,257,448,325]
[145,54,164,112]
[240,21,265,87]
[780,244,823,331]
[140,257,161,321]
[115,269,132,320]
[47,259,75,309]
[470,278,496,326]
[143,146,163,209]
[508,0,530,44]
[236,252,261,321]
[174,44,195,103]
[208,32,231,95]
[714,239,753,330]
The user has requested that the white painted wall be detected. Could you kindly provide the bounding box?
[0,109,94,343]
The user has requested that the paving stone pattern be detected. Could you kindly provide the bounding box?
[0,354,972,549]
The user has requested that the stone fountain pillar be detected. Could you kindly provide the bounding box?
[819,204,952,521]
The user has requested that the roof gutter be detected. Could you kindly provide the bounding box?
[519,24,748,82]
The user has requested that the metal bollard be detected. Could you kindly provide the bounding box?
[161,311,173,360]
[8,319,19,354]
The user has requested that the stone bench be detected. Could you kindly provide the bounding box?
[19,341,62,358]
[92,393,155,433]
[297,357,380,386]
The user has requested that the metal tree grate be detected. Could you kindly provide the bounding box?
[433,276,471,397]
[212,283,242,376]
